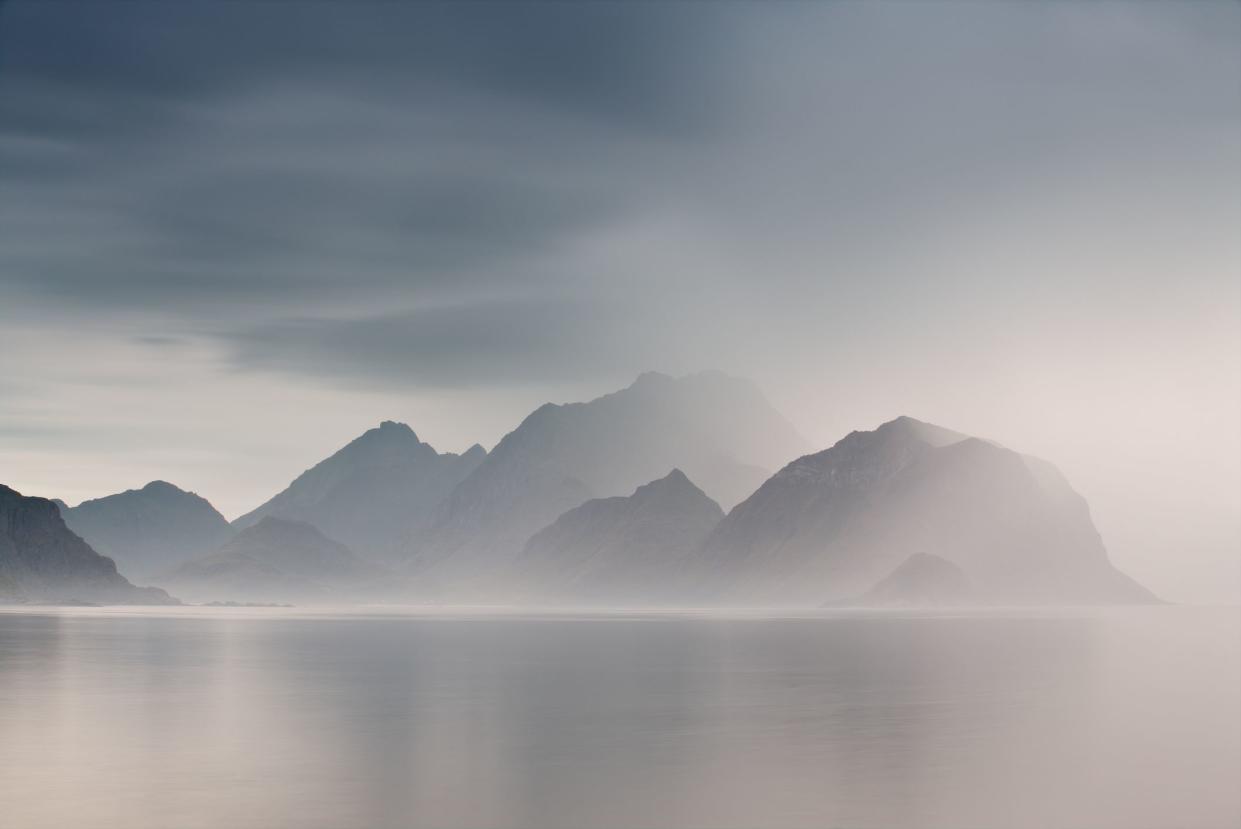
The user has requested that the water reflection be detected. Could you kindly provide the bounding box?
[0,608,1236,828]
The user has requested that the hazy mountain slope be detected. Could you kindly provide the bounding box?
[233,421,485,563]
[851,553,975,607]
[512,469,724,603]
[700,416,1157,605]
[160,517,384,604]
[407,371,807,589]
[1,484,177,605]
[60,481,233,580]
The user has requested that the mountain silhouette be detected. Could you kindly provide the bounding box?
[699,416,1157,605]
[403,371,807,592]
[59,480,232,580]
[511,469,724,604]
[1,484,177,605]
[233,421,485,563]
[160,516,384,604]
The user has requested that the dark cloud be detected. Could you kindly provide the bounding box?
[0,86,669,312]
[0,1,724,141]
[0,0,1237,390]
[226,293,646,388]
[0,1,722,317]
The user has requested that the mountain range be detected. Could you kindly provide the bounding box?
[1,485,176,605]
[159,517,383,604]
[232,421,485,563]
[58,481,233,580]
[403,371,808,589]
[1,372,1158,607]
[697,416,1156,605]
[510,469,724,604]
[852,553,975,608]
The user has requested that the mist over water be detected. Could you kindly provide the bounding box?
[2,606,1236,829]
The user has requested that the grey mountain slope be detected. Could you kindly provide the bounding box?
[1,484,177,605]
[511,469,724,603]
[698,416,1158,605]
[849,553,976,607]
[405,371,807,591]
[60,480,233,580]
[159,516,385,604]
[233,421,485,563]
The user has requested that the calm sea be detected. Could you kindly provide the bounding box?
[1,606,1237,829]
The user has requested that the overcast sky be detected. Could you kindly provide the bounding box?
[1,1,1237,602]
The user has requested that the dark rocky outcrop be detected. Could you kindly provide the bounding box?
[1,484,178,605]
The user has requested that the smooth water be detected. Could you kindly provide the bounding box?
[0,606,1237,829]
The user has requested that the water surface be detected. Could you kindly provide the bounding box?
[1,606,1237,828]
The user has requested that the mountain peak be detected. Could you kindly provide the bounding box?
[230,418,485,563]
[239,516,349,550]
[662,467,691,484]
[140,480,185,495]
[858,553,975,607]
[634,467,694,494]
[628,469,722,516]
[364,420,419,442]
[1,482,178,605]
[514,468,725,603]
[335,420,432,460]
[629,370,674,389]
[164,512,377,604]
[626,369,757,394]
[0,483,29,502]
[871,416,968,448]
[879,414,923,429]
[59,481,232,580]
[416,370,806,585]
[706,416,1156,605]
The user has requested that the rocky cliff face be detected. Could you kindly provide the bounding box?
[511,469,724,604]
[233,421,485,564]
[406,372,806,591]
[699,417,1157,605]
[60,480,233,580]
[160,516,384,604]
[1,484,177,605]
